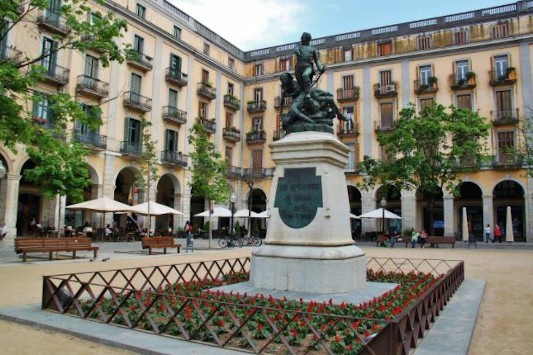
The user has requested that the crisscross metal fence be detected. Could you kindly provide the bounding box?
[42,257,463,354]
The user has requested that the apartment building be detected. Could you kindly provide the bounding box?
[1,0,532,241]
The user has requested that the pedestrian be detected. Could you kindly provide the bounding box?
[494,224,502,243]
[419,229,428,248]
[485,224,493,243]
[390,230,400,248]
[411,230,419,248]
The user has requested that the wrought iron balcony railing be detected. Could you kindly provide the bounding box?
[374,120,396,132]
[489,68,517,86]
[162,106,187,125]
[71,129,107,150]
[336,87,360,102]
[123,91,152,112]
[160,150,188,167]
[127,51,153,71]
[200,117,216,133]
[246,130,266,144]
[76,75,109,98]
[413,79,438,94]
[223,94,240,110]
[165,68,188,87]
[492,109,519,125]
[120,141,143,156]
[274,96,293,109]
[374,83,398,98]
[40,64,70,85]
[37,10,71,36]
[226,165,242,178]
[222,127,241,142]
[247,100,267,113]
[450,73,476,90]
[197,82,216,100]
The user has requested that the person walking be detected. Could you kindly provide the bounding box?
[485,224,494,243]
[494,224,502,243]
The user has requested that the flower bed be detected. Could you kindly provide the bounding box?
[78,269,440,354]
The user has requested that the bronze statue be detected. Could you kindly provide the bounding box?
[295,32,324,96]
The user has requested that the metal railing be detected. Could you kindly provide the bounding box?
[72,130,107,149]
[40,64,70,85]
[123,91,152,112]
[160,150,188,166]
[162,106,187,124]
[165,68,188,86]
[223,94,240,110]
[37,10,71,35]
[127,51,153,70]
[120,141,143,155]
[197,82,216,100]
[42,257,463,355]
[76,75,109,98]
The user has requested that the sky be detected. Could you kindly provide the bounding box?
[169,0,516,51]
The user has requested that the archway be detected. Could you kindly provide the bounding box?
[416,188,444,236]
[247,188,267,237]
[156,173,180,232]
[114,167,140,230]
[493,180,525,241]
[347,186,362,238]
[456,181,483,241]
[17,160,40,236]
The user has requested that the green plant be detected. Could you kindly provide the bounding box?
[465,71,476,79]
[427,76,438,86]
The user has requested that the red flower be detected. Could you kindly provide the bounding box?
[258,323,264,332]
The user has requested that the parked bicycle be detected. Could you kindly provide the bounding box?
[242,234,262,247]
[218,235,243,248]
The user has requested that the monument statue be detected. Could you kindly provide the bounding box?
[280,32,350,134]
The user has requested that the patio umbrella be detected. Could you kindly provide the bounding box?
[462,207,469,242]
[233,209,260,218]
[350,213,360,219]
[255,210,270,218]
[358,208,401,219]
[194,206,232,217]
[505,206,514,243]
[128,201,183,216]
[66,197,132,212]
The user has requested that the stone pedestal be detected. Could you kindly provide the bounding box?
[251,132,366,293]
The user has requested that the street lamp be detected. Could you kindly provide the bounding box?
[380,197,387,234]
[230,192,236,244]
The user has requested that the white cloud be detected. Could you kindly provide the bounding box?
[168,0,306,50]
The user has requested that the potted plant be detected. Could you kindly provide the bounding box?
[465,71,476,85]
[427,76,438,88]
[506,67,516,80]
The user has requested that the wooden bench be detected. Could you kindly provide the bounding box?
[375,235,412,247]
[15,237,99,262]
[141,237,181,255]
[427,236,456,248]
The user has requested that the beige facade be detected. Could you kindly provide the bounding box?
[1,0,533,242]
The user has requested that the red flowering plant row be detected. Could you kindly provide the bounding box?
[79,269,441,354]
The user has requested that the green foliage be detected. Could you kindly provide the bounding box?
[359,103,490,198]
[136,119,159,189]
[188,122,229,204]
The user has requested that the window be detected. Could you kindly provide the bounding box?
[343,75,354,90]
[225,146,233,166]
[201,69,209,84]
[133,35,144,53]
[419,65,433,85]
[32,93,53,123]
[279,57,291,71]
[252,150,263,171]
[491,22,509,39]
[41,37,58,73]
[494,55,509,78]
[453,29,468,45]
[275,114,282,134]
[417,35,432,50]
[380,70,392,85]
[340,106,355,132]
[228,57,235,70]
[227,82,234,95]
[169,53,182,76]
[346,143,356,171]
[168,88,178,108]
[344,48,353,62]
[84,55,99,78]
[419,98,434,111]
[497,131,515,163]
[225,111,233,128]
[136,4,146,18]
[378,41,392,56]
[253,88,263,102]
[77,104,99,138]
[252,117,263,132]
[495,90,513,120]
[199,101,208,118]
[379,102,394,129]
[124,117,142,150]
[173,26,181,39]
[254,63,264,76]
[130,73,142,94]
[165,129,178,152]
[456,93,472,111]
[455,60,469,81]
[203,43,210,56]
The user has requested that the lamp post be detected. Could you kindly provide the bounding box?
[380,197,387,233]
[230,192,236,245]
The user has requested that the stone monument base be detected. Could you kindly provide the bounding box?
[251,244,366,293]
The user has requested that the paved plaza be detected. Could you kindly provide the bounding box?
[0,237,532,354]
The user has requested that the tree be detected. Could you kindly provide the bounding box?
[517,110,533,177]
[188,122,229,247]
[0,1,129,205]
[359,103,490,233]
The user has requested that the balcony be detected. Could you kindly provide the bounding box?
[199,117,216,134]
[246,130,266,144]
[197,82,216,100]
[454,155,478,169]
[413,79,438,95]
[492,109,519,126]
[489,68,516,86]
[223,94,240,111]
[123,91,152,112]
[450,73,476,90]
[337,123,360,138]
[374,83,398,98]
[374,120,396,132]
[226,165,242,179]
[120,141,143,156]
[162,106,187,125]
[242,167,275,179]
[222,127,241,142]
[273,130,284,141]
[336,87,360,102]
[274,96,293,110]
[72,130,107,150]
[247,100,267,114]
[492,154,523,170]
[76,75,109,99]
[40,64,70,86]
[127,51,153,71]
[165,68,188,87]
[37,10,71,36]
[0,45,23,64]
[160,151,188,167]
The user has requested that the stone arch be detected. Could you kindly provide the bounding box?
[455,181,483,241]
[155,173,183,231]
[493,180,525,241]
